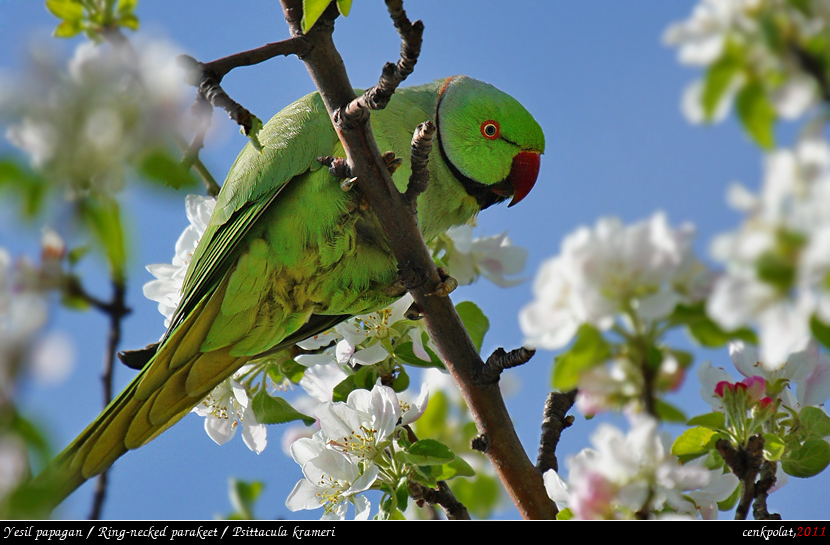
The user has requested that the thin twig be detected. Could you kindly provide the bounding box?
[536,390,577,475]
[402,426,469,520]
[89,279,129,520]
[752,460,781,520]
[178,55,260,139]
[176,37,313,177]
[409,481,471,520]
[717,436,765,520]
[332,0,424,131]
[477,347,535,384]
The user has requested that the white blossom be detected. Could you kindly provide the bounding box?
[192,366,267,454]
[3,39,189,197]
[333,294,430,367]
[285,431,376,519]
[285,383,428,519]
[683,458,740,519]
[663,0,760,67]
[520,213,711,350]
[144,194,216,328]
[707,135,830,364]
[444,224,528,287]
[664,0,824,123]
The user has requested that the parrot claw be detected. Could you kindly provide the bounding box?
[428,267,457,297]
[405,302,424,320]
[382,151,403,175]
[341,177,358,191]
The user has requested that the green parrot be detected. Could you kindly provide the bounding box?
[14,75,544,515]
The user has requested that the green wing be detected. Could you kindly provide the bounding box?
[165,92,340,340]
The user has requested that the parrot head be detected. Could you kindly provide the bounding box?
[436,76,545,209]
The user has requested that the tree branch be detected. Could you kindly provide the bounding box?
[717,435,766,520]
[409,481,471,520]
[536,390,577,475]
[279,0,557,519]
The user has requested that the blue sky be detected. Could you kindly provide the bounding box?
[1,1,828,520]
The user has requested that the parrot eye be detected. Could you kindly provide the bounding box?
[480,120,500,140]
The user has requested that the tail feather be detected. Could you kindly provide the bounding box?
[3,277,251,518]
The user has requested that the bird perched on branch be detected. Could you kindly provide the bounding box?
[9,75,544,516]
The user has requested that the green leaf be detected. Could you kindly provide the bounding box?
[228,478,264,520]
[45,0,84,22]
[448,472,501,519]
[394,340,445,370]
[413,389,448,440]
[332,375,357,402]
[67,245,90,267]
[717,478,741,511]
[137,148,197,190]
[756,250,796,291]
[301,0,332,33]
[53,19,84,38]
[556,507,574,520]
[799,406,830,440]
[392,366,409,392]
[117,13,139,31]
[10,410,53,467]
[668,302,757,348]
[735,80,776,149]
[336,0,352,16]
[810,314,830,351]
[396,439,455,466]
[353,364,379,391]
[552,323,610,391]
[688,411,727,430]
[455,301,489,353]
[762,433,786,462]
[671,426,720,463]
[0,159,49,218]
[781,439,830,478]
[78,197,127,281]
[117,0,138,15]
[250,391,315,426]
[655,400,687,423]
[433,456,475,480]
[701,52,742,121]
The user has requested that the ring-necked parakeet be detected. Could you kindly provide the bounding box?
[17,75,544,514]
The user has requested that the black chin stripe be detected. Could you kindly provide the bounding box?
[436,135,508,210]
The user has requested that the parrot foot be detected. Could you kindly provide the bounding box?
[382,279,408,297]
[428,267,457,297]
[381,151,403,175]
[318,155,353,179]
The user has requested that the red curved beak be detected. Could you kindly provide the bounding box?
[506,151,541,207]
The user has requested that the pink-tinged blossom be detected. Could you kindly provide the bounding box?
[544,416,711,519]
[729,341,830,409]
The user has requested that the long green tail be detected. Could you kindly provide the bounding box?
[4,279,250,518]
